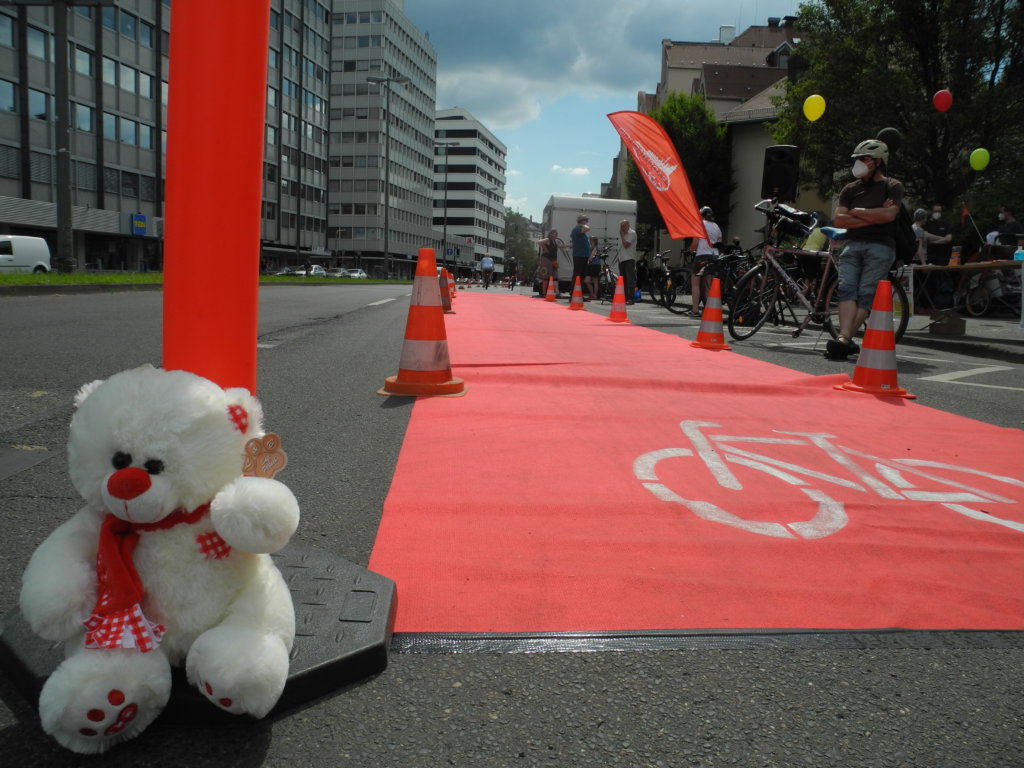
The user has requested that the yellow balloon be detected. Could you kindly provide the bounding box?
[969,148,990,171]
[803,94,826,122]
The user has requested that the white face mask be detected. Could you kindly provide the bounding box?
[932,212,942,220]
[852,159,872,179]
[998,213,1006,221]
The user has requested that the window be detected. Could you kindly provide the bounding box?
[28,89,49,121]
[103,112,117,140]
[265,124,277,145]
[267,86,278,107]
[140,175,155,201]
[119,12,136,41]
[75,47,93,76]
[119,117,136,145]
[102,57,117,85]
[121,171,139,197]
[138,71,153,99]
[119,63,136,92]
[27,26,48,60]
[75,103,93,132]
[139,21,153,48]
[0,79,14,112]
[0,14,13,48]
[138,123,153,149]
[268,48,278,69]
[103,167,119,194]
[102,7,116,31]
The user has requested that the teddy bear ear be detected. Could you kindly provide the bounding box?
[73,379,104,408]
[223,388,265,437]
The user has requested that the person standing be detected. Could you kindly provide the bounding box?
[826,138,904,360]
[537,230,562,298]
[570,215,591,299]
[912,208,952,311]
[997,206,1024,247]
[689,206,722,316]
[617,219,638,304]
[923,203,952,265]
[480,254,494,288]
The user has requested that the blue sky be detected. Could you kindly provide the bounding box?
[404,0,803,222]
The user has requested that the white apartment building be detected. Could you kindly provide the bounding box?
[434,106,506,277]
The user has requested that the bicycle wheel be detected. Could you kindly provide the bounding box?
[648,274,664,305]
[891,278,910,341]
[661,276,680,310]
[727,266,777,340]
[964,281,991,317]
[823,277,910,342]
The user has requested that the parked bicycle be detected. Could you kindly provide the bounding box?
[727,199,910,343]
[597,249,618,302]
[647,250,696,313]
[695,245,756,311]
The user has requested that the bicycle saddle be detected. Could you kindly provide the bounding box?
[821,226,848,240]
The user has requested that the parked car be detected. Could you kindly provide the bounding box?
[295,265,327,277]
[274,267,297,276]
[327,268,350,278]
[347,268,368,279]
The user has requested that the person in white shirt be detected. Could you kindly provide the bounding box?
[689,206,723,316]
[618,220,638,304]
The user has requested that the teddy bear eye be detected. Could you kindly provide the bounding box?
[144,459,164,476]
[112,451,132,470]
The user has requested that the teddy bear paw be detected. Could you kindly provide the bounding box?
[39,651,171,754]
[187,627,289,718]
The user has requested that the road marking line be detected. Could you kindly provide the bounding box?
[368,298,396,306]
[915,365,1023,391]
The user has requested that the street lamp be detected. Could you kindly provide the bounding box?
[435,140,460,274]
[367,74,410,279]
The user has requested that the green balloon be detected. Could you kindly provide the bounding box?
[969,148,990,171]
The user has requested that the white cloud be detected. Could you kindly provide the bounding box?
[552,165,590,176]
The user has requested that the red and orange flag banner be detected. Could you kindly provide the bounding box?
[607,110,708,242]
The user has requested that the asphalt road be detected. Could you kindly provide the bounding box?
[0,284,1021,768]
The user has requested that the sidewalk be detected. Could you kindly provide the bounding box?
[900,310,1024,363]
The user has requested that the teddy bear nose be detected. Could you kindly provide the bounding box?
[107,467,152,500]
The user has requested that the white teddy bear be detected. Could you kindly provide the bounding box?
[19,366,300,754]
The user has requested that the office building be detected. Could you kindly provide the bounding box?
[328,0,437,279]
[434,106,506,278]
[0,0,335,272]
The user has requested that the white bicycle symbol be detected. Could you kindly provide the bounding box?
[634,420,1024,540]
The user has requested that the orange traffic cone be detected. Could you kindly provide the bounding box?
[690,277,731,350]
[446,269,457,302]
[568,276,585,310]
[835,280,915,399]
[545,276,557,302]
[379,248,466,397]
[440,268,454,314]
[607,275,630,323]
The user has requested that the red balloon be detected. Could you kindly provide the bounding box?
[932,89,953,112]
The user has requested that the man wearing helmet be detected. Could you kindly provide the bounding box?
[826,138,905,359]
[688,206,722,316]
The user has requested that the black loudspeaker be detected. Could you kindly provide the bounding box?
[760,145,800,202]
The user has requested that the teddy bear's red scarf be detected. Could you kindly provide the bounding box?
[83,504,211,652]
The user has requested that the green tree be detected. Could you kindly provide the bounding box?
[503,210,537,278]
[774,0,1022,225]
[624,92,733,248]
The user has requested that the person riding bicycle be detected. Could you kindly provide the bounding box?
[480,254,494,289]
[826,138,904,360]
[688,206,722,317]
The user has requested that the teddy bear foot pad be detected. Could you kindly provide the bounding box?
[0,544,396,723]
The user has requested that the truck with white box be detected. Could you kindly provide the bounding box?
[540,195,636,293]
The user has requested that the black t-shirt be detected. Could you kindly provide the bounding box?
[837,177,904,246]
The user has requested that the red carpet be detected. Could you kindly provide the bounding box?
[369,293,1024,633]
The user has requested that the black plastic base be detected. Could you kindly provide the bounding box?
[0,544,396,722]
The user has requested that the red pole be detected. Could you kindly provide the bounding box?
[162,1,270,393]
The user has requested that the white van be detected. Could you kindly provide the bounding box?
[0,235,52,273]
